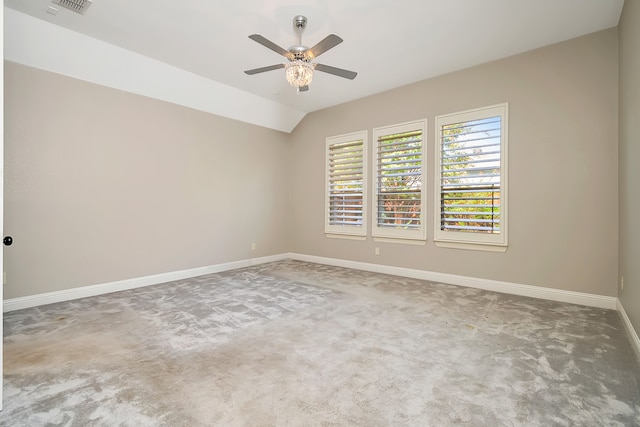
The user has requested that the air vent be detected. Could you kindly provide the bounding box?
[51,0,92,15]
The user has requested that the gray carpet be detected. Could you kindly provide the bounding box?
[2,260,639,426]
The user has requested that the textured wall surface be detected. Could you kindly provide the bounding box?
[619,0,640,337]
[3,28,622,301]
[4,62,291,299]
[290,29,619,296]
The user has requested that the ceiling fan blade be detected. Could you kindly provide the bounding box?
[315,63,357,80]
[244,64,285,75]
[307,34,343,59]
[248,34,291,58]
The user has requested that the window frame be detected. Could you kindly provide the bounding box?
[434,103,509,251]
[324,130,368,239]
[372,119,427,243]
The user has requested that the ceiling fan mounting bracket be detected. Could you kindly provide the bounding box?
[293,15,307,30]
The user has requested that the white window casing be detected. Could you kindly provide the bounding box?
[434,103,508,251]
[325,130,367,238]
[372,120,427,243]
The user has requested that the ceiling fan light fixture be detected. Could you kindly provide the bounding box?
[285,60,314,89]
[245,15,356,92]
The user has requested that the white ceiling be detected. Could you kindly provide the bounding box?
[4,0,624,132]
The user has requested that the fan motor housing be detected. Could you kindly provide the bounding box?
[288,45,309,60]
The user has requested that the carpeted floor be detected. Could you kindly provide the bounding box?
[2,260,639,426]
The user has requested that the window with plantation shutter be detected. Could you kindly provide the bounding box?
[372,120,426,242]
[435,103,508,250]
[325,131,367,238]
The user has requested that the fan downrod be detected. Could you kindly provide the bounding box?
[292,15,307,46]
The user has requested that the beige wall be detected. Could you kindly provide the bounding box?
[619,1,640,334]
[3,27,622,302]
[290,29,619,297]
[4,62,291,299]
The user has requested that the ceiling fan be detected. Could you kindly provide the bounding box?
[244,15,357,93]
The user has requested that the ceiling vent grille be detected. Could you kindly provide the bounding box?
[52,0,92,15]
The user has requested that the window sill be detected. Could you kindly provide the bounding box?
[435,240,507,252]
[325,233,366,241]
[373,236,426,246]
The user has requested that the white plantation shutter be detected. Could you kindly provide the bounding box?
[373,120,426,241]
[325,131,367,237]
[435,103,508,248]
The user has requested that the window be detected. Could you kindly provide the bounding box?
[325,131,367,238]
[435,103,508,250]
[372,120,427,242]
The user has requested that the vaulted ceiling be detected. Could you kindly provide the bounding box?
[4,0,625,132]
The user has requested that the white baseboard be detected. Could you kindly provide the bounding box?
[4,252,619,313]
[617,299,640,363]
[288,253,618,310]
[5,252,632,364]
[3,253,288,312]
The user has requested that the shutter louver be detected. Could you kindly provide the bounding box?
[440,116,501,234]
[372,120,426,241]
[327,138,365,229]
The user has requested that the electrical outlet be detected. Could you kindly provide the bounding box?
[375,247,380,256]
[251,243,256,250]
[621,276,624,291]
